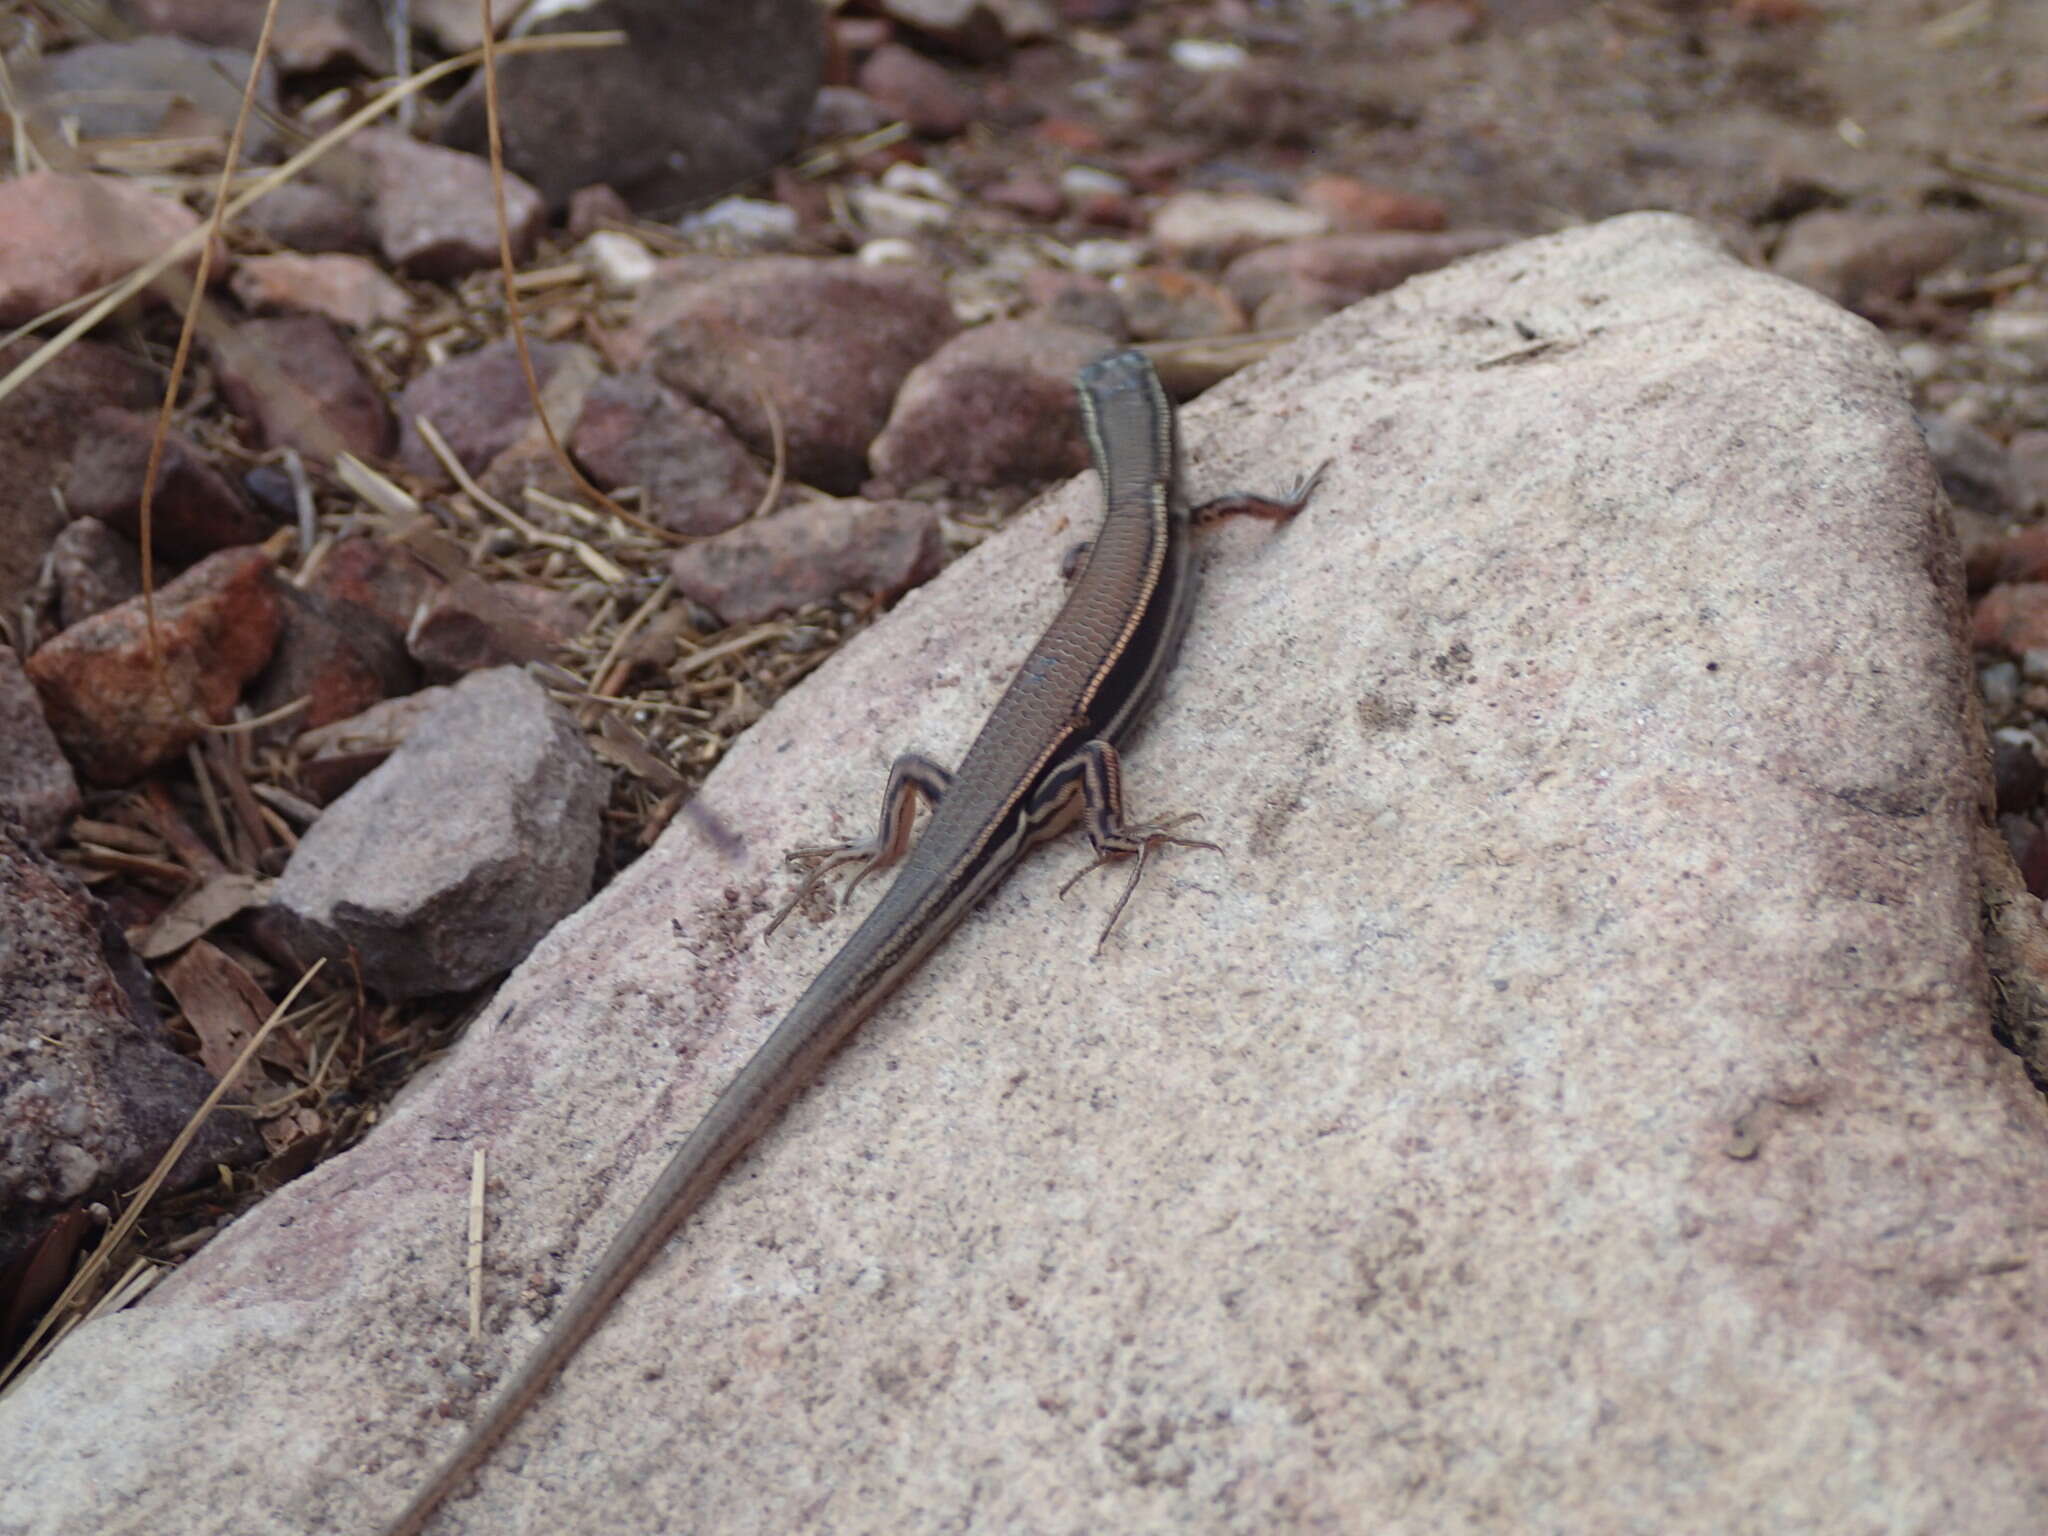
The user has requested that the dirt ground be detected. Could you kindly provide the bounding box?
[1290,0,2048,242]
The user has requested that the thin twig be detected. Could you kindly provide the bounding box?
[476,0,678,544]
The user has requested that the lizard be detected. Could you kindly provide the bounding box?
[379,347,1322,1534]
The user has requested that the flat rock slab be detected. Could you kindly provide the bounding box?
[6,214,2042,1534]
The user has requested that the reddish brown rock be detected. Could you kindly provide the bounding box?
[668,496,942,625]
[228,253,413,330]
[247,583,417,744]
[1112,267,1247,341]
[0,645,80,846]
[868,320,1114,491]
[236,181,368,254]
[570,372,767,536]
[48,519,143,628]
[1966,528,2048,602]
[305,536,437,635]
[1222,229,1513,317]
[213,315,390,465]
[857,43,977,137]
[347,127,544,279]
[394,339,582,483]
[1035,115,1107,153]
[409,583,585,681]
[0,173,226,326]
[981,171,1064,219]
[1770,208,1985,314]
[0,338,154,622]
[25,546,282,785]
[18,36,282,157]
[64,408,274,561]
[642,256,960,492]
[1973,583,2048,656]
[1299,175,1448,233]
[1021,269,1128,337]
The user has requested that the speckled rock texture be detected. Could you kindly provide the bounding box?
[0,819,259,1269]
[3,214,2041,1536]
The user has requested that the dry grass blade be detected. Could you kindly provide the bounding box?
[674,621,794,680]
[333,453,423,519]
[0,959,327,1397]
[413,416,628,585]
[584,574,673,702]
[131,871,272,960]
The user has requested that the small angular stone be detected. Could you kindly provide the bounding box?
[0,173,226,326]
[236,181,368,254]
[25,546,281,785]
[229,253,413,330]
[857,43,977,137]
[305,535,437,636]
[0,822,259,1268]
[214,315,391,465]
[435,0,822,211]
[0,338,154,623]
[348,127,544,279]
[48,518,142,628]
[668,496,942,624]
[293,686,453,803]
[64,408,274,560]
[247,582,417,743]
[869,320,1114,491]
[1976,583,2048,656]
[1111,267,1247,342]
[570,372,767,536]
[393,339,582,483]
[1221,229,1513,315]
[1299,175,1448,233]
[121,0,391,73]
[19,36,281,155]
[270,668,606,998]
[1150,190,1329,264]
[1770,207,1984,313]
[0,645,80,846]
[408,583,584,681]
[642,256,959,493]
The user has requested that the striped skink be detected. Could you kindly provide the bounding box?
[381,348,1321,1535]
